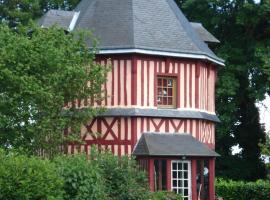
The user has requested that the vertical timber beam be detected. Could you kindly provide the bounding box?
[149,158,154,191]
[131,117,137,150]
[166,159,172,191]
[131,55,137,106]
[209,158,215,200]
[191,159,197,200]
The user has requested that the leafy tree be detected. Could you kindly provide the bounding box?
[176,0,270,180]
[260,133,270,179]
[0,149,64,200]
[261,133,270,158]
[0,0,80,27]
[0,24,108,157]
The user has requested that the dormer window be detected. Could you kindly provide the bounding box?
[157,76,176,108]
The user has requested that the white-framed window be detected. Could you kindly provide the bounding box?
[171,160,191,200]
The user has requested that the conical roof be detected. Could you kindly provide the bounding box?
[40,0,224,65]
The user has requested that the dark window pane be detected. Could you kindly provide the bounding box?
[173,180,177,187]
[178,180,182,187]
[162,97,167,105]
[184,180,188,187]
[178,171,182,179]
[178,163,182,170]
[168,97,173,105]
[158,78,162,86]
[158,88,162,95]
[173,163,177,170]
[173,189,177,193]
[196,160,202,195]
[173,171,177,178]
[184,163,188,170]
[184,171,188,179]
[168,88,172,96]
[161,160,167,190]
[184,189,188,196]
[163,79,167,86]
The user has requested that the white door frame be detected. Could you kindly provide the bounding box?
[171,160,192,200]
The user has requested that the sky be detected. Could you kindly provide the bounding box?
[257,95,270,133]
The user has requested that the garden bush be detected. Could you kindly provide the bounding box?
[0,147,182,200]
[92,148,151,200]
[150,191,183,200]
[216,178,270,200]
[53,153,107,200]
[0,149,63,200]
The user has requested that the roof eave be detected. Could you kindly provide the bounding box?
[96,48,225,66]
[133,153,220,157]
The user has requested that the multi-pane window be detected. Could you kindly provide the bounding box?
[172,160,191,200]
[157,77,176,108]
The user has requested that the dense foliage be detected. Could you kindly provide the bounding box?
[150,191,182,200]
[177,0,270,181]
[260,133,270,179]
[0,24,108,157]
[93,151,150,200]
[0,148,155,200]
[54,153,106,200]
[0,149,63,200]
[216,179,270,200]
[54,148,151,200]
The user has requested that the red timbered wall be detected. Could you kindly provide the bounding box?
[93,56,216,113]
[72,55,217,113]
[69,117,215,156]
[72,55,217,156]
[136,117,215,147]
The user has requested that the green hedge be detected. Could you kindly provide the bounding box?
[53,154,107,200]
[0,148,185,200]
[0,148,151,200]
[150,191,183,200]
[0,149,63,200]
[216,179,270,200]
[90,149,150,200]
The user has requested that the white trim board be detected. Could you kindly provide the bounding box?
[97,49,225,66]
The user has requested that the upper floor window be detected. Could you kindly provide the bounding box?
[157,76,176,108]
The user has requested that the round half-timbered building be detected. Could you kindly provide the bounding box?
[40,0,224,199]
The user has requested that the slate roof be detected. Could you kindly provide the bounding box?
[133,133,219,157]
[39,10,77,30]
[40,0,224,65]
[190,22,220,43]
[98,108,220,123]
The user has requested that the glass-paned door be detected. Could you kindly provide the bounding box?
[171,160,191,200]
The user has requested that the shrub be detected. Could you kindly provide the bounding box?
[216,178,270,200]
[92,149,151,200]
[53,153,107,200]
[150,191,183,200]
[0,147,153,200]
[0,149,63,200]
